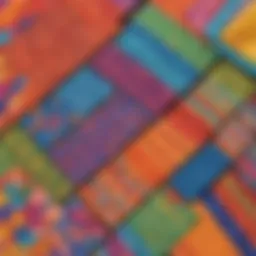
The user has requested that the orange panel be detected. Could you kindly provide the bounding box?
[69,0,125,25]
[173,203,241,256]
[153,0,197,24]
[167,103,211,148]
[222,2,256,63]
[125,119,194,187]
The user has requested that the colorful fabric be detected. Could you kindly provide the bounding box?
[0,0,255,255]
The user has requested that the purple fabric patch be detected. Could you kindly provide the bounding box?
[97,236,134,256]
[50,91,152,183]
[92,43,174,113]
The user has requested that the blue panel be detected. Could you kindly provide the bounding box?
[0,30,12,45]
[55,68,112,115]
[21,68,113,149]
[117,23,197,93]
[118,226,153,256]
[207,0,242,36]
[169,143,231,200]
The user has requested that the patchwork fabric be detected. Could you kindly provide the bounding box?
[0,169,106,256]
[0,0,255,255]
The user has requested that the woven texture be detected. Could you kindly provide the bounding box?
[0,0,255,255]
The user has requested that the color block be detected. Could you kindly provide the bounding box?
[236,145,256,194]
[0,142,17,175]
[117,23,197,92]
[173,203,241,256]
[81,158,150,226]
[186,0,226,35]
[94,236,134,256]
[21,68,112,149]
[222,2,256,63]
[69,0,137,24]
[124,118,196,187]
[206,0,256,75]
[207,0,244,40]
[153,0,197,23]
[170,143,231,200]
[166,103,211,148]
[214,172,256,246]
[118,191,197,256]
[0,169,107,255]
[239,94,256,132]
[202,191,256,255]
[0,0,118,128]
[1,0,255,254]
[217,118,253,157]
[2,127,72,200]
[0,30,12,45]
[186,63,255,127]
[92,43,174,113]
[135,4,217,70]
[50,92,151,183]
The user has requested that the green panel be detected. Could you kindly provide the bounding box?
[0,142,16,175]
[2,127,72,201]
[186,63,256,128]
[126,190,197,255]
[135,4,217,71]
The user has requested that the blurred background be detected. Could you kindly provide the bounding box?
[0,0,255,255]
